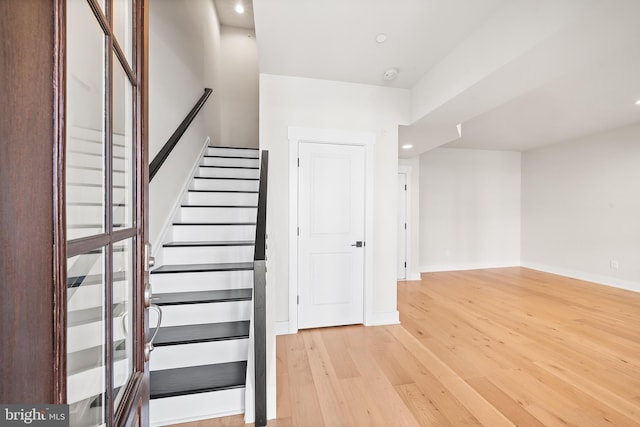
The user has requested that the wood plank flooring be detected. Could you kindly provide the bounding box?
[170,267,640,426]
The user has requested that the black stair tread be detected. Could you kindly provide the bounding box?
[199,165,259,170]
[172,222,256,226]
[69,149,126,160]
[189,189,259,194]
[152,288,252,306]
[193,176,259,181]
[67,202,127,207]
[150,361,247,399]
[208,145,258,151]
[163,240,254,247]
[67,182,126,189]
[151,321,250,346]
[204,154,258,160]
[67,165,127,173]
[68,271,127,288]
[68,303,126,327]
[181,204,257,208]
[151,262,254,274]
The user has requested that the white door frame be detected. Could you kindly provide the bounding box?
[398,165,417,280]
[288,127,375,334]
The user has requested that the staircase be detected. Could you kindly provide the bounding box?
[149,145,261,426]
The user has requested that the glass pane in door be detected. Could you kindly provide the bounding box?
[66,0,106,240]
[113,57,134,231]
[67,248,106,427]
[113,0,133,65]
[113,238,134,409]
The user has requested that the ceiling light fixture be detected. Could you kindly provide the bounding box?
[383,68,399,81]
[402,144,413,149]
[375,33,387,44]
[235,3,245,14]
[635,99,640,105]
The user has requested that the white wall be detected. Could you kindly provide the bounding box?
[419,148,521,271]
[522,123,640,292]
[259,74,410,328]
[398,157,421,280]
[220,26,259,148]
[149,0,222,249]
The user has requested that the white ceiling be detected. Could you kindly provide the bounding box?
[253,0,640,157]
[214,0,255,29]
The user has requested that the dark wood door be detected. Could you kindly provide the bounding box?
[64,0,149,425]
[1,1,148,424]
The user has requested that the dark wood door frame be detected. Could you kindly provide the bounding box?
[0,2,150,425]
[0,0,59,404]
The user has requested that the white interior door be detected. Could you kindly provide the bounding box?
[397,173,407,280]
[298,142,365,329]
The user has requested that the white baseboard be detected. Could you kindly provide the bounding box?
[366,310,400,326]
[275,321,294,336]
[421,261,520,273]
[399,273,422,281]
[521,261,640,294]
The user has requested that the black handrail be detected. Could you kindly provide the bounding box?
[253,150,268,427]
[149,88,213,181]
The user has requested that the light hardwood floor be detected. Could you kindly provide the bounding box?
[171,267,640,426]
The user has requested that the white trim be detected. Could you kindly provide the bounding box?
[288,127,376,332]
[421,262,520,272]
[366,310,400,326]
[151,137,210,264]
[397,166,413,281]
[521,261,640,294]
[275,321,292,336]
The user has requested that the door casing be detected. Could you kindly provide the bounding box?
[287,127,375,334]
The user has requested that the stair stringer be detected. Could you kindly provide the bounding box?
[150,136,211,265]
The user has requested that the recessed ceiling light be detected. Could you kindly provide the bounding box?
[402,144,413,149]
[235,3,245,14]
[375,33,387,44]
[635,99,640,105]
[383,68,399,81]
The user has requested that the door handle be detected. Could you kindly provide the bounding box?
[351,241,363,248]
[144,304,163,361]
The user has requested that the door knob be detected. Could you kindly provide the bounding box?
[351,241,363,247]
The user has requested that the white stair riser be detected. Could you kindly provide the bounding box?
[67,228,102,240]
[68,281,128,312]
[68,139,127,158]
[67,254,102,275]
[67,358,129,404]
[67,167,127,186]
[207,147,258,158]
[192,178,258,192]
[68,151,127,171]
[150,339,249,371]
[151,301,251,327]
[172,224,256,242]
[68,205,128,226]
[150,388,245,427]
[163,245,254,265]
[186,191,258,206]
[198,167,259,179]
[202,157,259,168]
[180,207,257,223]
[67,186,127,204]
[68,317,126,353]
[150,270,253,293]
